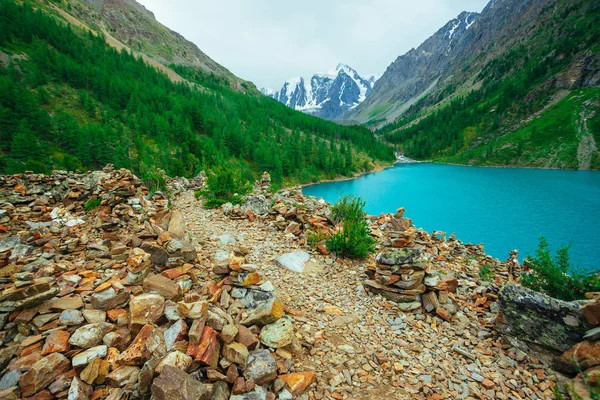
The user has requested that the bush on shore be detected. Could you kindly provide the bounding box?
[521,236,600,301]
[196,165,250,209]
[326,196,377,259]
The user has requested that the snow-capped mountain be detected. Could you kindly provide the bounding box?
[261,64,379,120]
[345,11,480,124]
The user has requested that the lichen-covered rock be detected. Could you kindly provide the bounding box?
[497,283,590,352]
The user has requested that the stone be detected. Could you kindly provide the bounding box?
[164,319,188,350]
[41,330,70,355]
[189,318,206,344]
[72,345,108,367]
[177,300,208,319]
[275,251,310,273]
[143,274,180,300]
[151,365,209,400]
[377,248,423,266]
[584,326,600,341]
[58,309,84,326]
[582,300,600,327]
[19,353,71,397]
[554,340,600,375]
[156,351,193,373]
[222,324,239,343]
[187,326,219,367]
[244,349,277,385]
[69,323,113,349]
[90,287,129,311]
[129,293,165,328]
[167,210,187,238]
[0,369,20,390]
[229,385,267,400]
[103,328,131,351]
[105,365,139,388]
[240,299,284,326]
[138,359,159,395]
[80,358,110,385]
[49,295,84,311]
[497,283,589,352]
[278,372,316,395]
[259,316,294,348]
[68,377,92,400]
[223,342,249,366]
[236,325,260,350]
[116,324,154,366]
[140,242,169,266]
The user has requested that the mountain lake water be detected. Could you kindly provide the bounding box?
[302,163,600,273]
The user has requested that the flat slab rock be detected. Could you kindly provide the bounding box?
[497,283,590,352]
[275,251,310,273]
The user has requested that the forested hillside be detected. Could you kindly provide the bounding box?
[0,0,394,185]
[377,0,600,169]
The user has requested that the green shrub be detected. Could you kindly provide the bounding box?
[521,236,600,301]
[330,194,365,223]
[198,165,250,209]
[325,196,376,259]
[84,198,102,211]
[479,264,494,281]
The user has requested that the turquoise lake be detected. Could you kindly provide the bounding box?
[302,163,600,273]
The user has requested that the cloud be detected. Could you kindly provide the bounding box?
[137,0,489,89]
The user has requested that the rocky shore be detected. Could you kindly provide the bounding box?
[0,167,598,399]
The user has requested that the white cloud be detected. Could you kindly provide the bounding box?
[137,0,489,89]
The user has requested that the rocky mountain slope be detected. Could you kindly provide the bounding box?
[68,0,250,90]
[262,64,379,120]
[349,0,600,170]
[345,11,479,125]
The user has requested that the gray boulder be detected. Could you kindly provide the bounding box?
[497,283,590,352]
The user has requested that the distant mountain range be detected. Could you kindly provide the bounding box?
[261,64,380,120]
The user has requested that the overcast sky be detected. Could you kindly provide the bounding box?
[137,0,489,89]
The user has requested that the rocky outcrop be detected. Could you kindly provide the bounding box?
[497,283,590,353]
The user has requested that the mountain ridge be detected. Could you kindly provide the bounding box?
[372,0,600,169]
[262,64,379,120]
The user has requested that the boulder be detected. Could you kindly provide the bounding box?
[497,283,590,352]
[275,251,310,273]
[554,340,600,376]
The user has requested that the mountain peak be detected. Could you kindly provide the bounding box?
[264,64,380,120]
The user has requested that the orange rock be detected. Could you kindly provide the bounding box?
[41,330,70,355]
[187,326,219,368]
[161,264,193,280]
[116,324,154,366]
[435,308,453,322]
[481,378,495,390]
[241,272,261,287]
[582,300,600,327]
[106,308,128,322]
[279,372,316,395]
